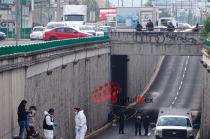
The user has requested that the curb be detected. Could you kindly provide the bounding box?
[84,56,166,138]
[85,123,112,139]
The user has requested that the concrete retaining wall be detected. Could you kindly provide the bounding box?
[127,55,160,98]
[0,69,25,139]
[0,40,161,139]
[25,54,110,139]
[201,69,210,139]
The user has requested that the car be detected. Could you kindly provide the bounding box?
[154,107,195,139]
[73,25,96,36]
[0,32,6,41]
[45,22,67,32]
[43,26,92,41]
[30,26,45,40]
[98,26,113,36]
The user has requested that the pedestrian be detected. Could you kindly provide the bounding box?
[17,99,28,139]
[193,23,199,32]
[146,19,154,31]
[43,108,55,139]
[26,106,37,139]
[74,107,87,139]
[143,114,150,136]
[136,21,142,31]
[167,22,175,32]
[135,111,142,136]
[118,110,125,134]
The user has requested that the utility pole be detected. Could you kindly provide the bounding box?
[15,0,20,46]
[57,0,61,21]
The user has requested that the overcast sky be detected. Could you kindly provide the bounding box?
[109,0,147,7]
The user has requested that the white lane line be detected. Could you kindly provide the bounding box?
[179,86,181,91]
[180,81,183,86]
[175,97,177,101]
[183,74,185,78]
[177,91,179,95]
[172,101,175,105]
[184,67,187,72]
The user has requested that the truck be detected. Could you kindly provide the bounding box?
[63,5,87,26]
[158,17,178,27]
[154,107,195,139]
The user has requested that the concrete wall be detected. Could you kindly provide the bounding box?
[127,55,160,98]
[25,54,110,139]
[110,32,201,56]
[201,68,210,139]
[0,39,161,139]
[201,50,210,139]
[0,68,25,139]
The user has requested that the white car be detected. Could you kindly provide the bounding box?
[30,26,45,40]
[73,25,104,36]
[45,22,67,32]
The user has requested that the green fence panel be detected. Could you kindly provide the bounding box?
[0,36,110,56]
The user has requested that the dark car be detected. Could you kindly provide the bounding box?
[0,32,6,41]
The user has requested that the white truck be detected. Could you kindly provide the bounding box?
[154,107,195,139]
[63,5,87,26]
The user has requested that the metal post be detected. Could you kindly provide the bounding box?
[20,0,23,39]
[15,0,20,46]
[48,0,50,22]
[57,0,61,21]
[132,0,134,7]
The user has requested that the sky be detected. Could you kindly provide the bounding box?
[109,0,148,7]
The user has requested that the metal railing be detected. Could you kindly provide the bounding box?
[0,36,110,56]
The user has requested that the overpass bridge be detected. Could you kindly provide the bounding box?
[0,32,204,139]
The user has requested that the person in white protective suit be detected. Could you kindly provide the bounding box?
[43,108,55,139]
[74,107,87,139]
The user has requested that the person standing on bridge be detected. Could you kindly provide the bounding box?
[118,110,125,134]
[17,99,28,139]
[43,108,55,139]
[74,107,87,139]
[146,19,154,31]
[136,21,143,31]
[143,114,150,136]
[135,111,142,136]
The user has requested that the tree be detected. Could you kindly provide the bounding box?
[200,16,210,41]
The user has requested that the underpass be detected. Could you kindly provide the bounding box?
[94,56,203,139]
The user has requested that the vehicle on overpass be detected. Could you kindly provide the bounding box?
[154,107,195,139]
[73,25,104,36]
[62,5,87,26]
[158,17,178,28]
[43,26,92,41]
[45,22,68,32]
[30,26,45,40]
[0,31,6,41]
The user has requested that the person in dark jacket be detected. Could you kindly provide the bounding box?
[146,19,154,31]
[136,21,143,31]
[17,99,28,139]
[119,110,125,134]
[135,111,142,136]
[143,114,150,136]
[167,22,175,32]
[193,23,199,32]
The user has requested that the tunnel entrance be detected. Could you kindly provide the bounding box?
[111,55,128,106]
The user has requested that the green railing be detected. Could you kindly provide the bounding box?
[0,36,110,56]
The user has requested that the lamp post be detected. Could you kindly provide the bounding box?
[15,0,20,46]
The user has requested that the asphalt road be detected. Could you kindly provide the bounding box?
[94,56,203,139]
[0,39,43,46]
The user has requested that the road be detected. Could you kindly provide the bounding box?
[94,56,203,139]
[0,39,43,46]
